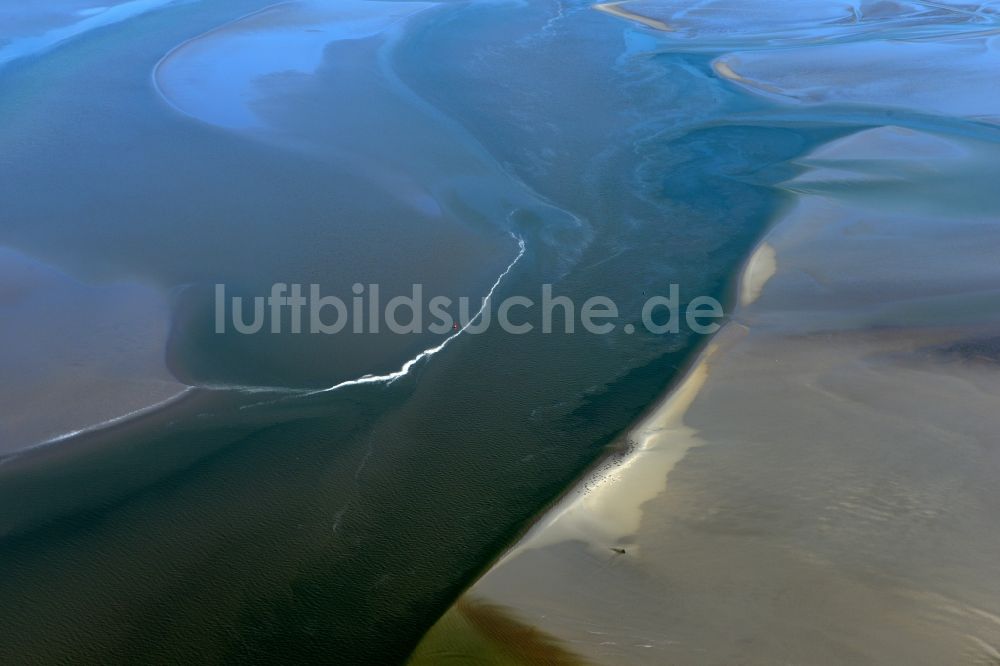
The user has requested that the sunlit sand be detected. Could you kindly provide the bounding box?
[594,2,672,31]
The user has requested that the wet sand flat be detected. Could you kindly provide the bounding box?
[6,0,1000,661]
[715,36,1000,124]
[415,122,1000,666]
[413,0,1000,650]
[0,248,187,456]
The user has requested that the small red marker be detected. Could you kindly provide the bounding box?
[452,322,459,331]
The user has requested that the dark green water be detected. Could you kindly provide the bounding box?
[0,0,839,662]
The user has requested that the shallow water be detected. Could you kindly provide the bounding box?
[415,2,1000,664]
[0,0,988,663]
[0,0,800,662]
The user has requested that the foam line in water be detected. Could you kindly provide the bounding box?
[308,234,526,395]
[5,236,525,452]
[0,387,196,464]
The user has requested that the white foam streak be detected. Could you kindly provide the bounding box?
[308,234,526,396]
[5,237,526,453]
[0,387,195,464]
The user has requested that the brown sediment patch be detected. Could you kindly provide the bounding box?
[458,597,590,665]
[593,2,672,31]
[409,597,588,665]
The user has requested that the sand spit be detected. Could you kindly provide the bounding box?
[593,0,996,49]
[412,120,1000,663]
[593,3,672,31]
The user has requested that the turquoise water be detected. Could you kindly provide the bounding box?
[0,0,861,661]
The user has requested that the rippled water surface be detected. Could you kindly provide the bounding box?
[2,0,997,663]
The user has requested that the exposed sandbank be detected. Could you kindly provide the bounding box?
[593,3,672,32]
[413,3,1000,659]
[413,5,1000,657]
[413,122,1000,663]
[738,241,775,307]
[594,0,992,48]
